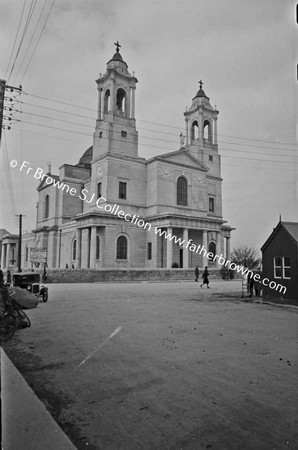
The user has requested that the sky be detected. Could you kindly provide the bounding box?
[0,0,297,255]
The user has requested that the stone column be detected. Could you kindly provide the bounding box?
[214,116,218,145]
[87,228,91,269]
[166,227,173,269]
[131,87,136,119]
[126,87,130,118]
[202,230,208,268]
[199,112,204,146]
[183,228,189,269]
[1,244,4,269]
[151,230,158,268]
[226,237,231,260]
[216,232,221,268]
[76,229,82,269]
[110,77,116,113]
[185,119,189,146]
[97,88,102,120]
[90,226,97,269]
[6,243,11,267]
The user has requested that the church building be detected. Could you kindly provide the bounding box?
[12,44,234,271]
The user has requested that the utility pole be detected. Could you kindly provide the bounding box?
[0,79,6,143]
[0,80,22,146]
[17,214,25,272]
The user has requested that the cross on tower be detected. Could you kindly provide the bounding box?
[199,80,203,89]
[114,41,121,52]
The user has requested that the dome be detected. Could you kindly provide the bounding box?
[107,42,128,69]
[76,146,93,168]
[111,51,123,61]
[193,87,209,100]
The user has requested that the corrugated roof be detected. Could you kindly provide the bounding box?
[282,221,298,243]
[261,220,298,252]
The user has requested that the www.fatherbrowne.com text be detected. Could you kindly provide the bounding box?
[11,160,286,295]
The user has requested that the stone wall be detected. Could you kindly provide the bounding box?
[45,268,222,283]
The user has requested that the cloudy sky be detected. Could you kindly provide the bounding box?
[0,0,297,253]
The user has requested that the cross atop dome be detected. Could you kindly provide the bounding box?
[193,79,209,101]
[114,41,121,52]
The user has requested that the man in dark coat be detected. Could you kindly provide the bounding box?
[201,267,210,288]
[194,266,199,282]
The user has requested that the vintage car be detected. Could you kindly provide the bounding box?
[12,272,48,302]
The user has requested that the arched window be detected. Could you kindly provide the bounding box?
[116,88,127,114]
[191,120,199,141]
[177,176,188,206]
[117,235,127,259]
[204,120,212,142]
[104,89,110,112]
[209,242,216,259]
[72,239,77,260]
[96,235,100,260]
[44,195,50,219]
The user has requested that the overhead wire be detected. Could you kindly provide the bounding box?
[7,0,38,82]
[13,0,49,82]
[22,90,298,148]
[20,0,56,83]
[17,106,298,161]
[6,124,297,172]
[17,118,298,166]
[2,131,17,218]
[5,0,27,79]
[20,99,298,153]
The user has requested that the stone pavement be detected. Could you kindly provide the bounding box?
[1,349,76,450]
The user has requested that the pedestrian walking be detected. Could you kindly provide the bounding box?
[201,267,210,288]
[194,266,199,282]
[247,272,254,297]
[42,268,47,283]
[6,269,11,285]
[254,270,262,297]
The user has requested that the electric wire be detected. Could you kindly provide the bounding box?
[19,127,298,171]
[5,0,27,79]
[18,109,298,160]
[22,91,298,148]
[2,131,17,218]
[7,0,38,82]
[17,118,298,166]
[20,99,298,154]
[13,0,49,83]
[20,0,56,83]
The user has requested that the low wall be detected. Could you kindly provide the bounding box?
[45,268,222,283]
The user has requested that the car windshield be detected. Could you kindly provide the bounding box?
[14,274,40,283]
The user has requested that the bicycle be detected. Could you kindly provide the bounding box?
[0,291,31,343]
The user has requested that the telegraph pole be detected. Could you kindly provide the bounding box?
[0,80,22,146]
[17,214,25,272]
[0,79,6,143]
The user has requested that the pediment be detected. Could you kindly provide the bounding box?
[37,174,60,191]
[153,150,208,172]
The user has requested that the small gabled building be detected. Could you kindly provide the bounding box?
[261,221,298,302]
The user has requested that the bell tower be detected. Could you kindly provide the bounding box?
[184,81,219,175]
[93,42,138,160]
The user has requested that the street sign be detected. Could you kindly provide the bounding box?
[30,248,47,263]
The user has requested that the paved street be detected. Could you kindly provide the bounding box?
[2,280,298,450]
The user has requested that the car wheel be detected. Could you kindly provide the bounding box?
[43,290,48,302]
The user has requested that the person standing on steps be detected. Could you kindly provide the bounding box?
[201,267,210,288]
[194,266,199,282]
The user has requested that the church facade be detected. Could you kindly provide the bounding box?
[3,45,234,271]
